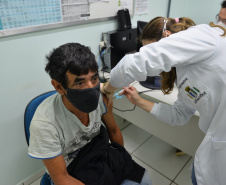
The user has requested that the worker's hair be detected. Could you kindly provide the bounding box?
[139,17,196,94]
[209,0,226,37]
[222,0,226,8]
[45,43,98,89]
[209,22,226,36]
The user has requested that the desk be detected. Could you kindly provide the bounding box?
[112,81,205,157]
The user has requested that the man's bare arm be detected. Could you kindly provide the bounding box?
[101,95,124,146]
[42,154,84,185]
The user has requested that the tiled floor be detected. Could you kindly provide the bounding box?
[30,123,193,185]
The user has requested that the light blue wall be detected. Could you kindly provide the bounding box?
[0,0,169,184]
[186,0,222,24]
[169,0,189,18]
[170,0,222,24]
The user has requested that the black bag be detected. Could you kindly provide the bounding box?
[67,126,144,185]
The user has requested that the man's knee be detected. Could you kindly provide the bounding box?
[140,170,152,185]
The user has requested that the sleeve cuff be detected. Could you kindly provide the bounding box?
[150,103,159,116]
[28,151,62,159]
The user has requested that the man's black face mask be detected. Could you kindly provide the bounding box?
[65,83,100,113]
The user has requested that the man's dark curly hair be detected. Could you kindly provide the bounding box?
[45,43,98,89]
[222,0,226,8]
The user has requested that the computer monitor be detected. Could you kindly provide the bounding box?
[102,28,137,72]
[137,20,161,90]
[137,21,148,52]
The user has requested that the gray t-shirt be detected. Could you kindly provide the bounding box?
[28,93,106,166]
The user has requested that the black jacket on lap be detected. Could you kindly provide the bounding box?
[67,126,145,185]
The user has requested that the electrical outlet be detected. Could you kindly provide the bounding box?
[99,41,105,48]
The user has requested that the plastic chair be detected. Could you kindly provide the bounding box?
[24,91,57,185]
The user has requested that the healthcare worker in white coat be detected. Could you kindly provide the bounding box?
[101,2,226,185]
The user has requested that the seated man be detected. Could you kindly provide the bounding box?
[28,43,152,185]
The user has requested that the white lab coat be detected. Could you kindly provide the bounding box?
[110,24,226,185]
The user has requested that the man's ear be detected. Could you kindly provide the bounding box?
[163,30,172,38]
[51,79,65,95]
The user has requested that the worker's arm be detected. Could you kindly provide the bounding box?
[123,86,196,126]
[101,95,124,146]
[109,25,217,89]
[100,82,116,106]
[122,86,154,112]
[42,154,84,185]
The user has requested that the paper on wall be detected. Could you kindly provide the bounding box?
[135,0,149,15]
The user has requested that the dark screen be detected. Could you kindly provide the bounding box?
[137,21,148,52]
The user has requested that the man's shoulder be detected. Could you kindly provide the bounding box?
[32,93,60,122]
[98,93,107,115]
[101,93,107,105]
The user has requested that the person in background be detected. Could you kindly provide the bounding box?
[138,16,196,157]
[101,9,226,185]
[28,43,152,185]
[216,0,226,27]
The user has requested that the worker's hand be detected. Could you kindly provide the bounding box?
[100,82,114,106]
[100,83,104,94]
[122,86,142,105]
